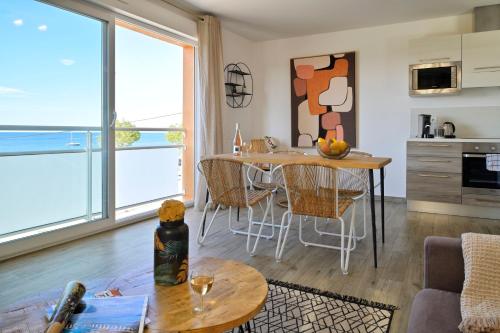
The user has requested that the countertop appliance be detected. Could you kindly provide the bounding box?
[442,122,456,138]
[417,114,433,138]
[409,62,462,95]
[463,143,500,190]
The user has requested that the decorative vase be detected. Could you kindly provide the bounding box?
[154,200,189,286]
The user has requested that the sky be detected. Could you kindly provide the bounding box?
[0,0,184,128]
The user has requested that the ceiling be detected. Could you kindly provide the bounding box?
[168,0,500,41]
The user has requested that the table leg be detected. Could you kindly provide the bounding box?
[202,190,209,236]
[369,169,378,268]
[380,167,385,243]
[237,207,240,221]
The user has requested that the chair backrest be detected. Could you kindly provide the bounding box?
[339,151,372,192]
[199,158,247,208]
[250,139,269,153]
[281,163,344,219]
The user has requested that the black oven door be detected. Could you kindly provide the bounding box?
[463,154,500,189]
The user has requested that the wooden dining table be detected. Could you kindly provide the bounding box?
[203,152,392,268]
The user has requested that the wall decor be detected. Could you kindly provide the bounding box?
[224,62,253,108]
[290,52,356,147]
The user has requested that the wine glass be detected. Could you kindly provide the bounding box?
[189,269,214,313]
[241,142,248,156]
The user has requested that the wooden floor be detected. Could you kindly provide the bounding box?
[1,201,500,332]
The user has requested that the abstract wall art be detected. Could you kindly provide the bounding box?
[290,52,356,147]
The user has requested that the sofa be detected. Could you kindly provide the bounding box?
[407,236,465,333]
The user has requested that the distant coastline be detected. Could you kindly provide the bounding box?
[0,132,175,153]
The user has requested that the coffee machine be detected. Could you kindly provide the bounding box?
[418,114,434,138]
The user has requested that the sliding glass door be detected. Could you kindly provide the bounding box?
[0,0,195,255]
[0,0,109,236]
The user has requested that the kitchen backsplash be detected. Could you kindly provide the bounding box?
[410,106,500,138]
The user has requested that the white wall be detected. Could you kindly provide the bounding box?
[221,28,260,153]
[253,14,500,197]
[410,106,500,138]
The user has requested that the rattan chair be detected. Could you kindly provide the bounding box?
[273,163,365,274]
[197,158,275,255]
[249,138,269,154]
[314,151,370,242]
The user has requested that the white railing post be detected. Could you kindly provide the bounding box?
[86,131,93,221]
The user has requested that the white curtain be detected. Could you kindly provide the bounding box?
[195,15,225,210]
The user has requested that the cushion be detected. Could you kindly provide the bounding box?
[407,289,461,333]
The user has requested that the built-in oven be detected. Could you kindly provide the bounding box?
[462,143,500,190]
[409,61,461,95]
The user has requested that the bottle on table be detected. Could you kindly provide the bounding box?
[233,123,242,155]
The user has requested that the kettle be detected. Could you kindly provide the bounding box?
[442,122,455,138]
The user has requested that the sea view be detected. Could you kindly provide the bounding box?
[0,131,176,153]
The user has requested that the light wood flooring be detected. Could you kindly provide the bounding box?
[1,201,500,332]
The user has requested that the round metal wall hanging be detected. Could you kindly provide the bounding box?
[224,62,253,108]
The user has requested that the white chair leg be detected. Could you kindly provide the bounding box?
[340,217,345,273]
[275,211,293,261]
[247,198,272,256]
[342,202,356,275]
[356,195,367,241]
[197,203,221,245]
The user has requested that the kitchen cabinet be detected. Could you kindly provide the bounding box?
[462,30,500,88]
[407,171,462,204]
[409,35,461,65]
[406,141,462,204]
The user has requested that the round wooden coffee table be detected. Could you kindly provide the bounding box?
[122,257,268,332]
[1,257,268,333]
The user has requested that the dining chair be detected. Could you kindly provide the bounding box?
[196,158,275,255]
[313,151,370,242]
[247,150,307,207]
[325,150,384,241]
[273,163,365,274]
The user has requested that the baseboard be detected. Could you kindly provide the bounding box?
[407,200,500,219]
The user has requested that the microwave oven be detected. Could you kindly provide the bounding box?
[409,61,461,96]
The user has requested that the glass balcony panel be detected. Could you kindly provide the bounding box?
[0,130,103,236]
[116,147,182,209]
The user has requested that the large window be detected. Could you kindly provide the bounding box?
[0,0,107,236]
[0,0,195,250]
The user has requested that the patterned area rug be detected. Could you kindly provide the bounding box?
[232,279,397,333]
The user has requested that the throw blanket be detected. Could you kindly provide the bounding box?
[460,233,500,333]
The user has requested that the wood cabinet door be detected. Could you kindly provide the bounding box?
[409,35,461,65]
[462,30,500,88]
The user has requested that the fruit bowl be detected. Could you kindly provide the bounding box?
[316,141,351,159]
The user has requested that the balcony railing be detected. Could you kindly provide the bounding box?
[0,125,185,237]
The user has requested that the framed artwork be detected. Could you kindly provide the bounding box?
[290,52,356,147]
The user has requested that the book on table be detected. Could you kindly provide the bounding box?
[47,295,148,333]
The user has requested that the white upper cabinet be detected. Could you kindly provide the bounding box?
[462,30,500,88]
[409,35,461,65]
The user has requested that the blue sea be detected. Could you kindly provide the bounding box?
[0,131,176,153]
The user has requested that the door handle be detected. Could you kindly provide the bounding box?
[417,173,450,178]
[473,66,500,70]
[417,144,451,147]
[463,154,487,158]
[418,159,451,163]
[419,57,451,62]
[110,110,117,128]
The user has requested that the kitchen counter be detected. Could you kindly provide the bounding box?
[408,137,500,143]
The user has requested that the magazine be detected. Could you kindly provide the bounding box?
[47,296,148,333]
